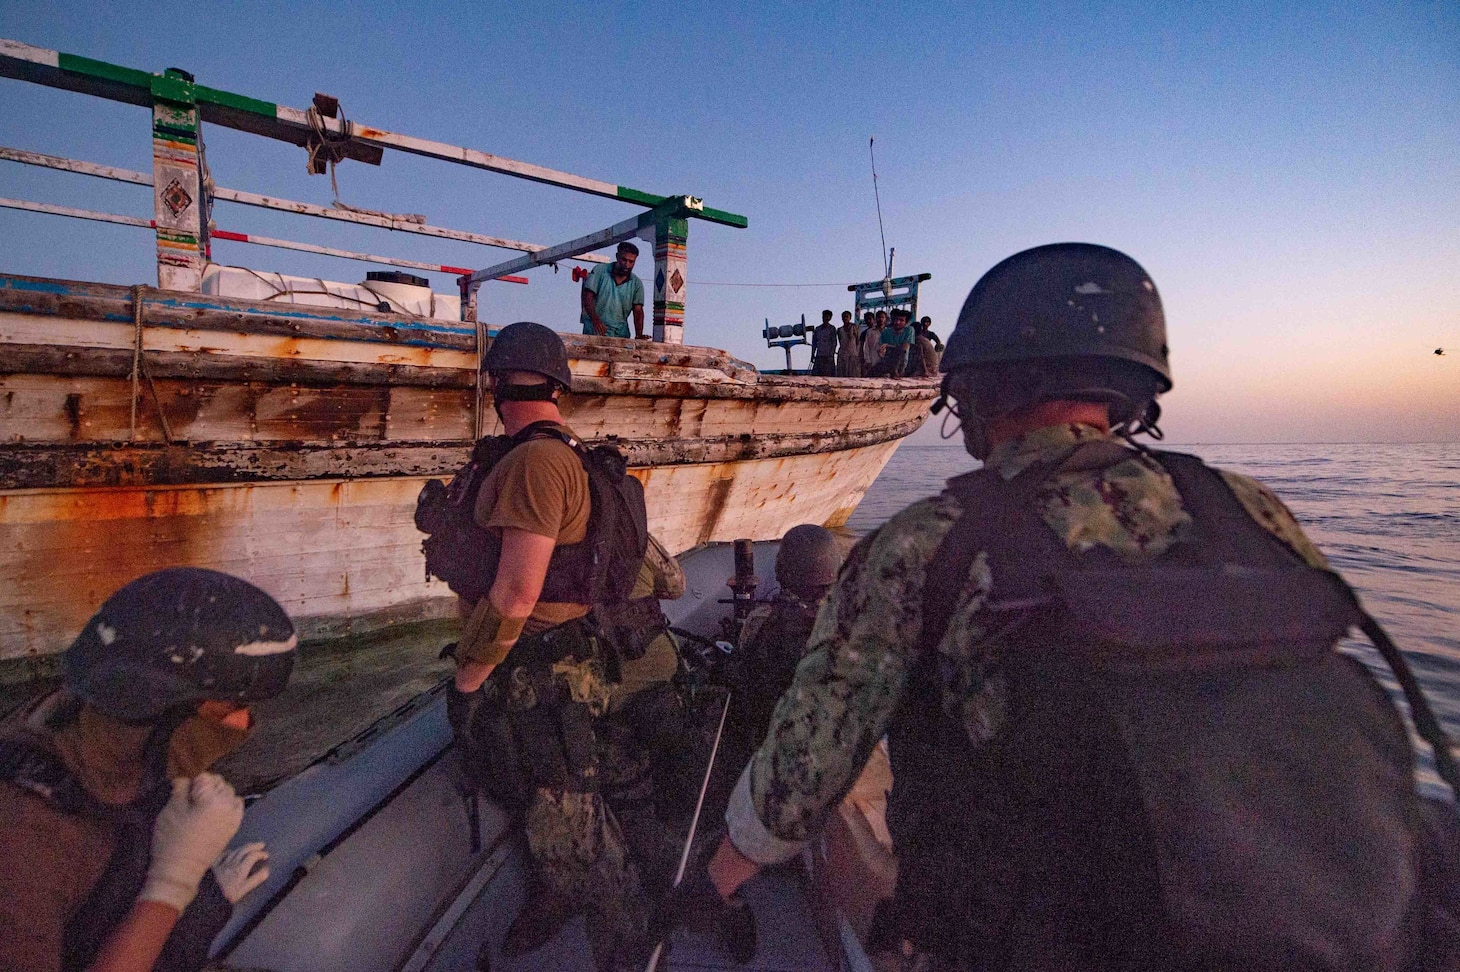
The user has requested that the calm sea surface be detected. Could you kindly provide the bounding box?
[847,442,1460,795]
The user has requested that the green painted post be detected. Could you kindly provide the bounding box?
[652,215,688,344]
[150,68,210,291]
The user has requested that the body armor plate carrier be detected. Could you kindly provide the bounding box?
[882,444,1453,972]
[415,421,648,608]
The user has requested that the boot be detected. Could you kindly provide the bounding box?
[500,886,573,957]
[718,894,757,965]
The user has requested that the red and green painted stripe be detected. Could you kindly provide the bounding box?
[210,230,529,283]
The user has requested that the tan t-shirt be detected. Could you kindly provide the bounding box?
[472,425,592,634]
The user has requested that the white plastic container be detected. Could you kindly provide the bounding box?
[200,265,462,321]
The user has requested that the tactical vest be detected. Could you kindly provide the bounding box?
[416,421,648,606]
[730,595,820,745]
[882,446,1433,971]
[0,729,232,972]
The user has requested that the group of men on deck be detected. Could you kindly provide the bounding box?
[3,242,1456,972]
[576,238,946,387]
[812,307,942,379]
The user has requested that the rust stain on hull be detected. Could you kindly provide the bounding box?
[0,439,905,661]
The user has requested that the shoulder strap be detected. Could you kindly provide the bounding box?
[511,420,582,452]
[919,471,1001,658]
[1147,450,1307,570]
[919,441,1133,657]
[0,736,108,818]
[1151,450,1460,798]
[919,471,1046,657]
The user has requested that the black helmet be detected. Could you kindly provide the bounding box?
[483,321,573,389]
[63,568,297,723]
[941,243,1171,391]
[776,524,843,589]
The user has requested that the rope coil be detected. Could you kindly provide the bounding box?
[304,105,356,201]
[305,103,426,225]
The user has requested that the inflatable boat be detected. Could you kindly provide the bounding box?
[209,540,888,972]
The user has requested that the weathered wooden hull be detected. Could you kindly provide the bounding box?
[0,274,937,659]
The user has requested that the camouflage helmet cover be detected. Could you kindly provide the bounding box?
[776,524,843,588]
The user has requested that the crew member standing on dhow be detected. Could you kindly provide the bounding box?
[0,569,298,972]
[581,242,646,340]
[836,310,863,378]
[430,322,661,972]
[811,309,839,377]
[687,243,1457,971]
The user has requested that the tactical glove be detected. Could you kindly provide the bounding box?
[212,841,271,904]
[650,862,758,965]
[447,682,484,739]
[140,773,245,912]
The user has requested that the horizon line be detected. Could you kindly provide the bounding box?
[904,440,1459,447]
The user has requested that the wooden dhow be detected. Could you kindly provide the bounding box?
[0,40,937,662]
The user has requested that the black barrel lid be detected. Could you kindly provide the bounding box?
[366,270,430,288]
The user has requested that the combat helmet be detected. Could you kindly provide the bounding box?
[776,524,843,589]
[941,243,1171,391]
[483,321,574,390]
[63,568,297,723]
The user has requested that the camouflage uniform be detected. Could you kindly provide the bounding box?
[724,422,1328,861]
[517,541,688,968]
[501,648,649,969]
[709,591,823,826]
[727,593,822,758]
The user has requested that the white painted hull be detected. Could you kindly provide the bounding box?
[0,440,902,656]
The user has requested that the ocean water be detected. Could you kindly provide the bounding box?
[847,441,1460,794]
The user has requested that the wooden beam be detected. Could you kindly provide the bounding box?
[0,195,152,229]
[1,343,478,390]
[209,230,527,283]
[0,196,528,285]
[465,196,696,286]
[211,187,606,264]
[0,275,479,350]
[0,38,749,229]
[0,145,152,185]
[847,272,932,292]
[0,144,609,263]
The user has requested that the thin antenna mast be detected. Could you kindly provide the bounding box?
[870,137,889,277]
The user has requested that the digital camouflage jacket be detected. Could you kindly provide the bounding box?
[725,422,1329,864]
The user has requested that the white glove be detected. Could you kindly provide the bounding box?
[212,842,271,904]
[140,773,245,912]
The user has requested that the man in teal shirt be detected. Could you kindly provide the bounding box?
[876,308,916,377]
[580,242,646,339]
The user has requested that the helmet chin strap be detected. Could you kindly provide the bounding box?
[493,380,559,402]
[935,373,1162,461]
[489,376,560,425]
[1121,399,1164,442]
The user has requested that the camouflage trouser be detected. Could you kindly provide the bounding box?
[524,787,645,968]
[520,663,683,968]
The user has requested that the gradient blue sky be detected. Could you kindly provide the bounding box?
[2,1,1455,443]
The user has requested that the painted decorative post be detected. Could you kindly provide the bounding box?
[150,69,210,291]
[651,215,687,344]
